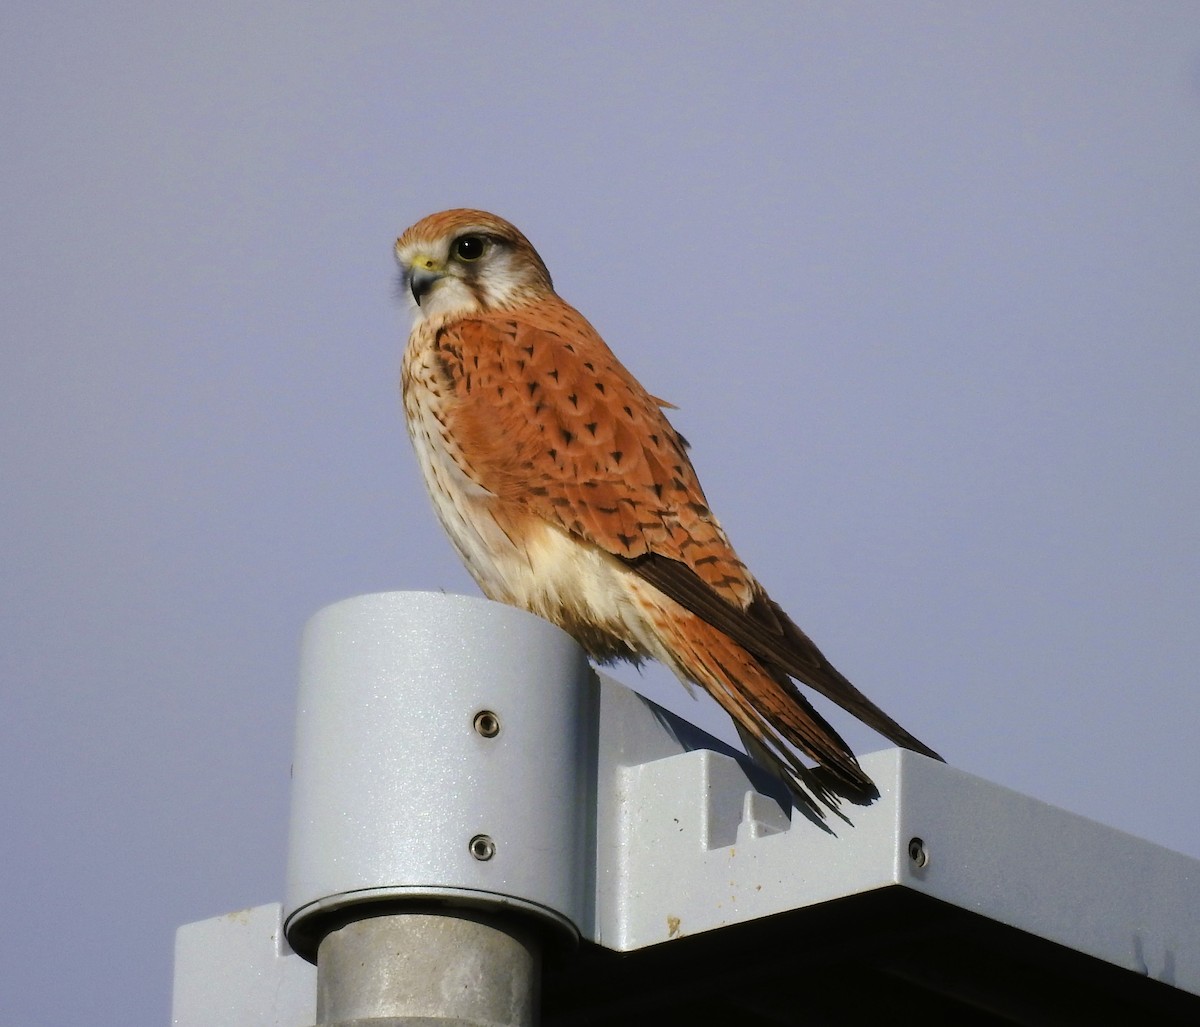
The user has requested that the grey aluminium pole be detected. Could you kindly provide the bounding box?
[282,592,594,1027]
[315,910,541,1027]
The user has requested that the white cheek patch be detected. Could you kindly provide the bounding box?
[473,253,527,308]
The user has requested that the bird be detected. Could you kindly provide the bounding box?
[394,208,942,811]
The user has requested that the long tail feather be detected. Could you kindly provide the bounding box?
[631,553,943,762]
[644,598,878,809]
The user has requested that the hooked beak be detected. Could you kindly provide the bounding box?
[406,259,445,306]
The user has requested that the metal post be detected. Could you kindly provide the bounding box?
[283,591,593,1026]
[315,910,540,1027]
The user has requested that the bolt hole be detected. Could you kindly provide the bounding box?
[473,710,501,738]
[908,836,929,869]
[469,834,496,861]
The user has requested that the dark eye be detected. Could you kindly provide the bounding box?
[453,235,486,261]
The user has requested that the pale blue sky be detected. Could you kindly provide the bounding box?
[3,3,1199,1022]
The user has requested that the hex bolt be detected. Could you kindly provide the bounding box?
[470,834,497,861]
[473,710,501,738]
[908,836,930,869]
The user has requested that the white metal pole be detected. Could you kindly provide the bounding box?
[283,591,593,1025]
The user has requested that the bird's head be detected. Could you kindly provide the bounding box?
[395,209,554,321]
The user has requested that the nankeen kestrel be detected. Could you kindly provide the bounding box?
[395,208,942,810]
